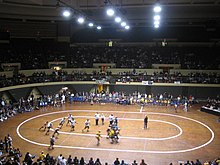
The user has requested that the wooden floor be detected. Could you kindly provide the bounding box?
[0,103,220,165]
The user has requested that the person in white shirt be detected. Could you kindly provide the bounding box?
[66,114,73,126]
[82,119,90,132]
[7,134,12,147]
[59,118,65,129]
[184,102,188,112]
[109,114,114,125]
[57,154,63,165]
[70,118,78,131]
[45,122,53,135]
[94,112,100,126]
[60,156,67,165]
[61,94,65,105]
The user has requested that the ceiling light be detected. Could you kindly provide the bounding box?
[121,22,126,27]
[77,17,85,24]
[115,17,121,23]
[154,20,160,25]
[125,25,130,30]
[154,6,162,13]
[62,10,71,17]
[97,26,102,30]
[154,15,160,21]
[88,23,94,27]
[154,24,159,28]
[106,8,115,17]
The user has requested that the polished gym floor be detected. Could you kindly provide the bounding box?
[1,102,219,165]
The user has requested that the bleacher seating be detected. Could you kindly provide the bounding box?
[0,40,220,70]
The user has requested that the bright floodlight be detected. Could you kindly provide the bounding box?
[125,25,130,30]
[88,23,94,27]
[97,26,102,30]
[121,22,126,27]
[154,24,159,28]
[154,20,160,25]
[62,10,71,17]
[77,17,85,24]
[154,15,160,21]
[115,17,121,23]
[154,5,162,13]
[106,8,115,16]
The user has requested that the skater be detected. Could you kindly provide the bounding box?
[113,117,118,126]
[49,135,55,149]
[96,130,102,145]
[45,122,53,135]
[59,117,66,129]
[82,119,90,132]
[52,127,60,138]
[70,118,78,131]
[39,121,48,131]
[66,114,73,126]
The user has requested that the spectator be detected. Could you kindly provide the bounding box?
[94,158,102,165]
[114,158,120,165]
[60,156,67,165]
[73,156,79,165]
[140,159,147,165]
[80,157,86,165]
[132,160,138,165]
[88,157,94,165]
[67,155,72,165]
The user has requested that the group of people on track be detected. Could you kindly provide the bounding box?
[39,112,149,149]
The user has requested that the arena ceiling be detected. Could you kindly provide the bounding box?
[0,0,220,28]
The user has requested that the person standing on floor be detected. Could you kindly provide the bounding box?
[109,114,114,125]
[144,115,148,129]
[101,113,105,125]
[174,102,178,113]
[94,112,100,126]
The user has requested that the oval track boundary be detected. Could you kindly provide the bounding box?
[16,110,215,154]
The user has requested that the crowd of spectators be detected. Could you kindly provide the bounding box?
[204,96,220,111]
[1,140,220,165]
[0,39,68,70]
[0,69,219,88]
[114,71,220,84]
[32,89,195,111]
[1,40,220,70]
[0,134,220,165]
[69,46,219,69]
[0,96,35,122]
[1,88,194,123]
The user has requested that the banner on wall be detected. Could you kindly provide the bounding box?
[142,81,153,85]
